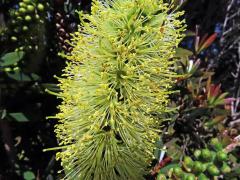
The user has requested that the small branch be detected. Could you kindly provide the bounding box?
[0,121,16,170]
[229,118,240,127]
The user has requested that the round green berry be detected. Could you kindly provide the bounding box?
[22,26,28,32]
[207,164,220,176]
[14,11,20,16]
[27,45,32,50]
[198,173,209,180]
[220,163,231,174]
[4,67,12,71]
[23,0,31,3]
[35,14,40,20]
[27,5,35,12]
[184,173,195,180]
[11,36,17,42]
[37,3,44,11]
[201,163,208,172]
[157,174,167,180]
[193,161,204,174]
[16,16,23,21]
[201,149,212,161]
[19,2,26,7]
[19,7,26,14]
[194,149,201,159]
[216,151,228,162]
[24,15,32,22]
[210,138,223,151]
[173,167,183,177]
[184,156,193,169]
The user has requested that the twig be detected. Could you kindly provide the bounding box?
[0,121,16,170]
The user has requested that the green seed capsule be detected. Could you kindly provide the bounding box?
[216,151,228,162]
[184,156,193,169]
[19,7,26,14]
[201,163,208,172]
[23,0,31,3]
[157,174,167,180]
[14,11,19,16]
[198,173,209,180]
[193,161,204,174]
[184,173,195,180]
[173,167,183,177]
[207,164,220,176]
[27,5,35,12]
[4,67,12,71]
[19,2,26,7]
[37,3,44,11]
[11,36,18,42]
[25,15,32,22]
[35,14,40,20]
[28,45,32,50]
[220,163,231,174]
[201,149,211,161]
[22,26,28,31]
[210,138,223,151]
[16,16,23,21]
[194,149,201,159]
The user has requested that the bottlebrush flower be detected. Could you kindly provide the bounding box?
[53,0,185,179]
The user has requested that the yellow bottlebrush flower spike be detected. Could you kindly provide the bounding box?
[54,0,185,179]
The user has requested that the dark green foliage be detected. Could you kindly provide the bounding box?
[157,139,234,179]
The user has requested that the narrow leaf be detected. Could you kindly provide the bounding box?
[198,33,217,53]
[9,113,29,122]
[175,48,193,58]
[7,69,40,81]
[159,163,179,174]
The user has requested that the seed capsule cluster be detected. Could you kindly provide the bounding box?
[158,138,232,180]
[9,0,46,51]
[55,12,73,53]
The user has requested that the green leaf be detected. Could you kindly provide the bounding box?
[7,69,40,81]
[165,139,182,160]
[159,163,179,174]
[0,51,24,66]
[23,171,35,180]
[9,113,29,122]
[1,109,7,119]
[205,115,225,127]
[184,107,209,119]
[154,139,164,159]
[175,48,193,58]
